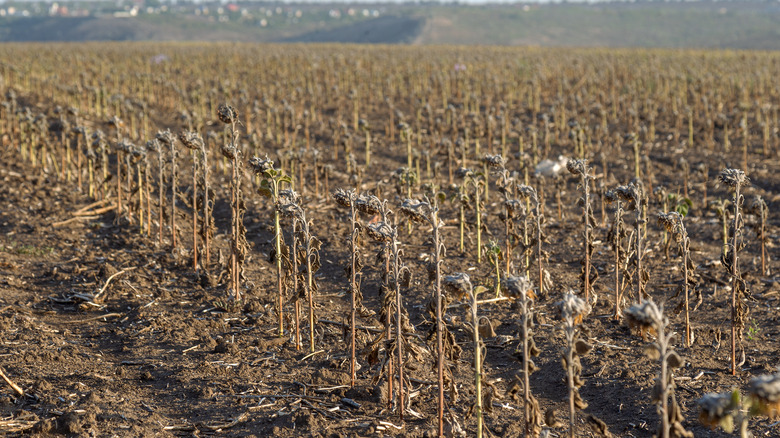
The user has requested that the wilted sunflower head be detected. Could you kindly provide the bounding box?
[399,199,430,224]
[745,195,767,218]
[179,131,204,150]
[504,275,534,300]
[278,202,299,219]
[248,155,274,175]
[355,194,382,216]
[625,300,664,335]
[718,168,749,188]
[604,189,620,205]
[443,273,472,301]
[566,159,589,177]
[557,293,590,322]
[332,188,354,209]
[748,370,780,418]
[155,129,176,146]
[697,391,739,432]
[130,144,146,158]
[217,104,239,124]
[482,154,506,170]
[116,139,136,154]
[220,144,237,160]
[615,183,641,209]
[366,221,394,243]
[455,167,473,179]
[657,212,684,239]
[277,189,300,207]
[504,199,525,217]
[91,129,106,147]
[145,139,161,153]
[517,185,538,203]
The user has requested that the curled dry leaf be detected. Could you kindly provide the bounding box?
[575,339,593,356]
[667,351,683,369]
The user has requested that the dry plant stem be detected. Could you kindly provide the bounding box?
[471,285,484,438]
[274,185,283,334]
[476,178,483,264]
[431,205,445,438]
[228,119,242,302]
[760,202,766,276]
[565,319,576,438]
[137,161,144,233]
[88,156,95,198]
[459,186,466,252]
[583,171,591,302]
[170,139,177,249]
[518,288,532,437]
[200,142,210,267]
[75,135,83,190]
[636,200,644,303]
[384,242,394,411]
[303,217,316,352]
[231,153,238,296]
[682,224,691,347]
[191,149,198,271]
[349,195,358,387]
[730,180,742,376]
[116,149,123,218]
[292,217,301,350]
[614,200,623,319]
[658,318,671,438]
[0,366,24,396]
[390,220,405,421]
[145,156,151,237]
[535,204,543,301]
[157,148,165,246]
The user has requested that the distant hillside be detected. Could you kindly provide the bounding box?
[2,2,780,49]
[280,16,424,44]
[414,2,780,49]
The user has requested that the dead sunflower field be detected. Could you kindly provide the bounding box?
[0,43,779,437]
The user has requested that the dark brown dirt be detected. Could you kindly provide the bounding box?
[1,86,780,438]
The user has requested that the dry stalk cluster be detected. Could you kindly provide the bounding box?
[251,154,290,327]
[614,181,649,304]
[566,159,598,304]
[556,292,592,438]
[625,300,692,438]
[443,273,489,438]
[717,168,750,375]
[605,187,634,319]
[656,211,698,347]
[505,275,543,437]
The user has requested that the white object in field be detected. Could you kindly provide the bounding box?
[535,155,569,178]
